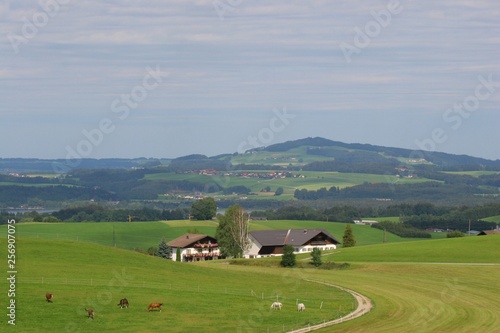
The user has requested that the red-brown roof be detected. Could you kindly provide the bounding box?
[167,234,217,248]
[478,230,500,236]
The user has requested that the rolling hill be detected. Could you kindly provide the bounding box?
[1,229,499,332]
[1,137,500,210]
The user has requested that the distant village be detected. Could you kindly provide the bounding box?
[180,169,302,179]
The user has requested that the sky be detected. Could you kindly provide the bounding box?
[1,0,499,161]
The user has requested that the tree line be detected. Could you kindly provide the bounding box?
[294,181,498,202]
[251,202,500,232]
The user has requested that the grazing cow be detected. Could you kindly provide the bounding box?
[45,293,53,303]
[148,303,162,312]
[118,298,129,309]
[271,302,282,310]
[297,303,305,312]
[85,308,94,320]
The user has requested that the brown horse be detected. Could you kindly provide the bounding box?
[118,298,129,309]
[148,303,162,312]
[85,308,94,320]
[45,293,53,302]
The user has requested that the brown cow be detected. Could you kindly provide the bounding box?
[85,308,94,320]
[45,293,53,303]
[148,303,162,312]
[118,298,129,309]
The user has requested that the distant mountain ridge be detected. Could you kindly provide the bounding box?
[1,137,499,174]
[253,137,500,168]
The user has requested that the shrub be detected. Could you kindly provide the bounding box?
[310,248,322,267]
[447,230,465,238]
[372,221,431,238]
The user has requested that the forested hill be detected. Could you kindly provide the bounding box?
[254,137,500,168]
[2,137,500,210]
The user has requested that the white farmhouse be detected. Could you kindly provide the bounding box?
[167,233,220,262]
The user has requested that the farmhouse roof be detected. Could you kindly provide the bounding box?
[167,234,217,248]
[249,229,340,246]
[477,230,500,236]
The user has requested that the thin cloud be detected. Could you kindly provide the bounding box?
[1,0,499,159]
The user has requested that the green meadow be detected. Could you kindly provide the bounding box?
[12,221,219,250]
[11,219,439,251]
[1,222,499,332]
[481,215,500,223]
[144,170,428,194]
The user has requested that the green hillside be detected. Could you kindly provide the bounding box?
[2,233,499,332]
[11,221,218,250]
[327,234,500,263]
[7,220,439,252]
[3,137,500,210]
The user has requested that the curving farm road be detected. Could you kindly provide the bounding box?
[287,279,373,333]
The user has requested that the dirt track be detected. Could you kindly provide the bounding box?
[287,279,373,333]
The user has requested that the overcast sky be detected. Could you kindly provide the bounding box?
[1,0,499,161]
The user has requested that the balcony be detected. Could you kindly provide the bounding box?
[193,243,218,248]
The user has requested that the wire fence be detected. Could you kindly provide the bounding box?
[18,276,354,304]
[17,275,365,332]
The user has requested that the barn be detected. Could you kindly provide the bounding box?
[245,228,340,258]
[167,234,221,262]
[477,229,500,236]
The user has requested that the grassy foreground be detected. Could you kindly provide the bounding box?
[1,225,499,332]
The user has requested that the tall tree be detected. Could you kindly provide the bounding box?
[342,224,356,248]
[190,197,217,220]
[281,245,296,267]
[215,205,250,258]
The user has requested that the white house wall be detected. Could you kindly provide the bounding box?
[294,244,336,253]
[245,234,263,258]
[245,241,336,258]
